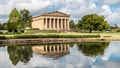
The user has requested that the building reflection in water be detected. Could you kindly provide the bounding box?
[32,44,70,59]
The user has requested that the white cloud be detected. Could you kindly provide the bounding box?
[103,0,120,5]
[0,0,120,25]
[0,0,51,15]
[16,0,51,11]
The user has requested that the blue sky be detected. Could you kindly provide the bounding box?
[0,0,120,25]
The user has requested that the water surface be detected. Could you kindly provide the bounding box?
[0,42,120,68]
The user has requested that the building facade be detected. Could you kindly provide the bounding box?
[32,44,70,59]
[32,11,70,30]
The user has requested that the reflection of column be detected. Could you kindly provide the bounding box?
[57,45,59,52]
[53,46,55,52]
[64,44,66,51]
[49,45,51,52]
[61,45,62,51]
[45,46,47,52]
[66,44,68,51]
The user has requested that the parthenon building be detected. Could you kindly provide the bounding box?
[32,11,70,30]
[32,44,69,59]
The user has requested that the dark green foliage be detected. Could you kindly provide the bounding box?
[7,46,33,65]
[6,8,21,33]
[117,28,120,32]
[20,9,32,29]
[5,8,32,33]
[0,23,6,30]
[0,36,6,39]
[14,34,100,39]
[77,14,110,33]
[69,20,76,29]
[77,42,109,56]
[0,34,100,39]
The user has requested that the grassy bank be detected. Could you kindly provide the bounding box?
[0,33,100,39]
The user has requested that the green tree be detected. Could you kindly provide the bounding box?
[20,9,32,31]
[6,8,21,33]
[7,45,33,65]
[0,23,4,30]
[78,14,110,33]
[69,20,76,29]
[77,42,109,57]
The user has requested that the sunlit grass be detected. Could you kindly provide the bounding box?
[0,32,120,38]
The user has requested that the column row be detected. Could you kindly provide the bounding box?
[44,18,69,30]
[44,44,69,52]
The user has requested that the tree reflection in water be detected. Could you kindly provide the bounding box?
[7,46,33,65]
[76,42,109,57]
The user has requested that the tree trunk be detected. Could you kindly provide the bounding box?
[89,29,92,33]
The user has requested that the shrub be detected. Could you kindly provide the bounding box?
[13,34,100,39]
[0,36,7,39]
[20,29,24,33]
[0,32,3,34]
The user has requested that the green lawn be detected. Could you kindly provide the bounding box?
[0,32,120,39]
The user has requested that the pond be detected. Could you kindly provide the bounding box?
[0,41,120,68]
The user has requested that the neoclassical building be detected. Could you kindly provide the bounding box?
[32,11,70,30]
[32,44,69,59]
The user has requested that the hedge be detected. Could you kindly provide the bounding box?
[0,34,100,39]
[0,36,6,39]
[14,34,100,39]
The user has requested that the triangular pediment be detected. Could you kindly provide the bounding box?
[41,11,70,17]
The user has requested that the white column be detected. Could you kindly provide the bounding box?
[65,19,68,29]
[63,19,65,29]
[57,18,59,29]
[61,19,63,29]
[68,19,70,29]
[45,18,47,29]
[49,18,51,29]
[53,18,55,30]
[63,19,64,29]
[64,19,66,29]
[51,19,53,29]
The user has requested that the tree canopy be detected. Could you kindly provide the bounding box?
[6,8,21,32]
[77,14,110,33]
[77,42,109,56]
[69,20,76,29]
[7,45,33,65]
[20,9,32,29]
[5,8,32,33]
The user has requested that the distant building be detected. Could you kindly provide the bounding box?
[32,11,70,30]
